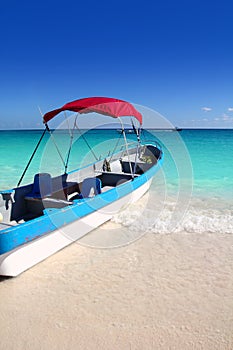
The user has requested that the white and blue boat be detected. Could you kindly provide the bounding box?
[0,97,163,276]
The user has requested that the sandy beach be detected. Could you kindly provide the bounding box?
[0,228,232,350]
[1,0,233,346]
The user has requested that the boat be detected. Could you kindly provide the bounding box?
[0,97,163,276]
[174,126,182,132]
[117,128,135,134]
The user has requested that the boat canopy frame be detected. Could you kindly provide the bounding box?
[17,97,143,187]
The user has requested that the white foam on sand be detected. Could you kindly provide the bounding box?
[113,202,233,235]
[112,191,233,235]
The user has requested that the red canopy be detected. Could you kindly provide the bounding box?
[43,97,142,125]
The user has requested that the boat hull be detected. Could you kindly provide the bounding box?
[0,179,152,276]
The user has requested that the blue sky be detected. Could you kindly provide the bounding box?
[0,0,233,129]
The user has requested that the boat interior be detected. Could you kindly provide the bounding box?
[0,144,162,227]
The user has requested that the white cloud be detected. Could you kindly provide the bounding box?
[222,114,228,120]
[214,113,233,123]
[228,107,233,112]
[201,107,212,112]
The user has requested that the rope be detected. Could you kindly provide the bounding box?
[46,124,66,167]
[74,118,98,161]
[17,128,47,187]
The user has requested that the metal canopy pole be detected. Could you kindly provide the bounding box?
[131,120,141,175]
[119,117,133,177]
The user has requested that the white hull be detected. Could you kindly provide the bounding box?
[0,179,152,276]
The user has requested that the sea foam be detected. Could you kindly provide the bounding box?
[112,194,233,235]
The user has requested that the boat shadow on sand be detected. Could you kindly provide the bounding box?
[0,276,12,282]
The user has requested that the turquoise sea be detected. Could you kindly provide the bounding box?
[0,129,233,234]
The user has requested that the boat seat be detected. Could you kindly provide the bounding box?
[80,177,102,198]
[71,177,102,199]
[25,173,52,199]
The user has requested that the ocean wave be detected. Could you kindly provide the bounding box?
[112,198,233,235]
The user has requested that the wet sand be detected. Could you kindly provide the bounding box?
[0,231,233,350]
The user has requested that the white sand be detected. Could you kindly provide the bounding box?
[0,231,233,350]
